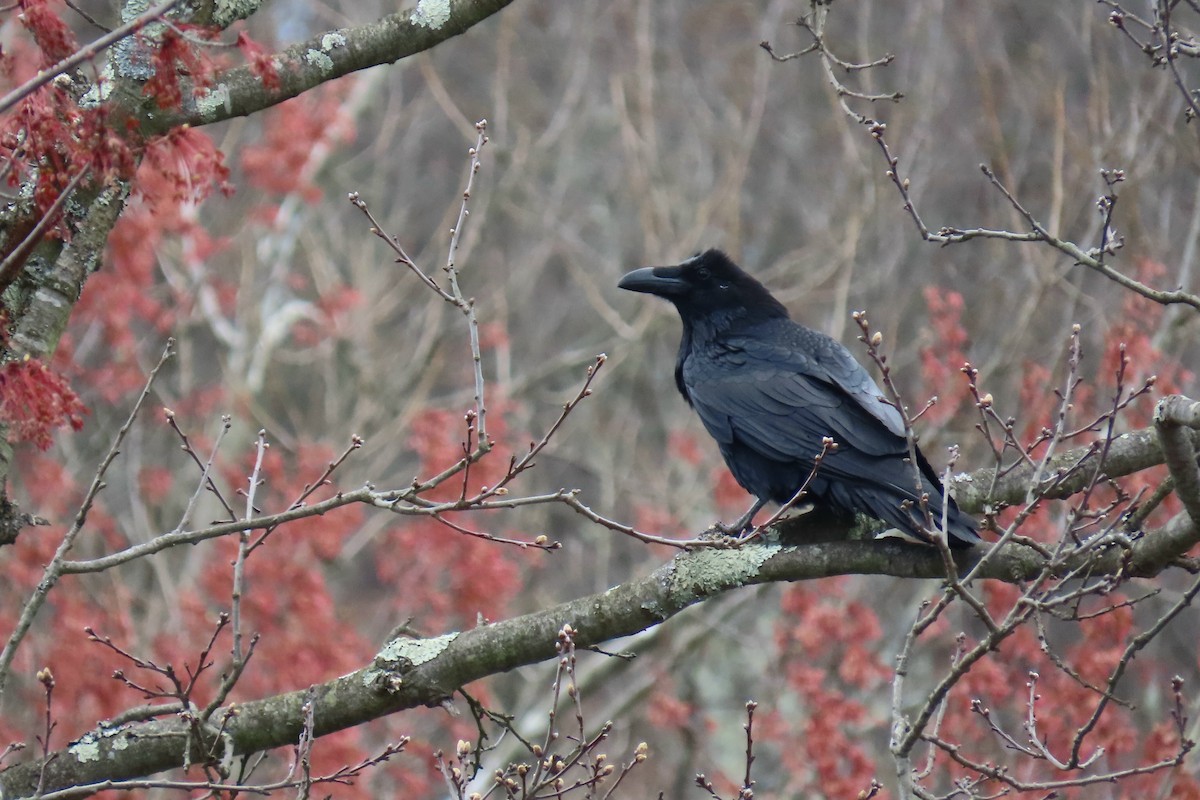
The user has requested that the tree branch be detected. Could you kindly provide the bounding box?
[952,420,1200,511]
[140,0,519,135]
[1154,394,1200,528]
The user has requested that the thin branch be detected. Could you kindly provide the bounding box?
[402,120,496,445]
[760,6,901,128]
[165,411,238,520]
[466,354,607,505]
[1067,570,1200,767]
[0,166,90,295]
[347,193,454,302]
[172,416,232,533]
[44,398,1200,576]
[232,430,269,663]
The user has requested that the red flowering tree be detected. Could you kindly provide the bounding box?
[1,2,1199,799]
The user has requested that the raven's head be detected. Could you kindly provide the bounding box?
[618,249,788,323]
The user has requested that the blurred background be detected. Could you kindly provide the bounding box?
[4,1,1200,797]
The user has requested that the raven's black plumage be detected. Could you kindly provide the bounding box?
[619,249,980,548]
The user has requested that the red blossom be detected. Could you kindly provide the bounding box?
[0,355,88,449]
[241,87,356,201]
[646,675,693,729]
[710,465,747,512]
[668,428,705,466]
[1101,258,1194,418]
[919,285,972,425]
[236,31,281,91]
[141,26,218,110]
[368,405,531,630]
[19,0,79,66]
[73,127,231,388]
[292,285,364,345]
[137,465,175,505]
[13,449,78,520]
[1,85,135,218]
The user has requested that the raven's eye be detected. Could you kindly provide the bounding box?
[696,267,711,281]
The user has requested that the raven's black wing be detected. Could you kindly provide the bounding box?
[682,320,908,466]
[681,319,979,545]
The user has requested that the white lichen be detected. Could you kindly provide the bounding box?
[304,48,334,72]
[195,84,232,124]
[212,0,265,28]
[68,734,102,763]
[411,0,452,29]
[664,544,780,608]
[363,632,459,688]
[377,632,458,666]
[321,32,347,51]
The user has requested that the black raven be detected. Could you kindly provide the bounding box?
[619,249,980,548]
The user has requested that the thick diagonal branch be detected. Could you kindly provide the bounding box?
[137,0,518,136]
[1154,395,1200,528]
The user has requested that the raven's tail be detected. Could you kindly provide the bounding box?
[827,480,981,549]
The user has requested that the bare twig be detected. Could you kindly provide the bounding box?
[760,6,901,126]
[444,120,491,443]
[741,700,757,797]
[744,436,838,539]
[173,415,232,532]
[232,430,268,661]
[26,739,409,800]
[165,411,238,520]
[247,434,364,553]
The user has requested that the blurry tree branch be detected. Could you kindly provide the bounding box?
[141,0,519,136]
[0,182,131,505]
[764,3,1200,314]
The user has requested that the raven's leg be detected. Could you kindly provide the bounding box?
[717,497,767,535]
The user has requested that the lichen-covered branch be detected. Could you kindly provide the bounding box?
[1154,394,1200,528]
[952,422,1200,511]
[140,0,519,136]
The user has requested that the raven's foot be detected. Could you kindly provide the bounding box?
[695,527,758,549]
[701,501,771,546]
[710,497,767,538]
[710,519,751,537]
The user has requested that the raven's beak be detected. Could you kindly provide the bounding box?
[618,266,688,297]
